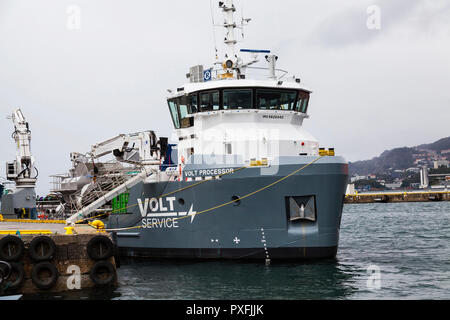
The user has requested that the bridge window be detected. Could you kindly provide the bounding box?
[200,91,220,112]
[296,91,310,113]
[223,89,253,110]
[168,96,195,129]
[169,88,310,126]
[189,94,198,114]
[256,90,297,110]
[168,100,180,129]
[178,96,191,128]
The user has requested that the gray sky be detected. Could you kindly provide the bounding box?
[1,0,449,195]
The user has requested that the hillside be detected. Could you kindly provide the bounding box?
[349,136,450,175]
[417,137,450,153]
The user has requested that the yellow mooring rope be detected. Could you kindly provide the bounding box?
[75,165,249,224]
[100,156,324,232]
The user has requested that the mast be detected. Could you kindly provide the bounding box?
[221,0,237,68]
[217,0,276,80]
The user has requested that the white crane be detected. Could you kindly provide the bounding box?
[2,109,37,219]
[6,109,38,187]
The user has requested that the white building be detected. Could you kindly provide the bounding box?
[385,182,403,190]
[434,160,449,169]
[350,175,368,183]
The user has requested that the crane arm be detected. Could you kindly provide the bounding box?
[80,130,162,164]
[89,134,130,159]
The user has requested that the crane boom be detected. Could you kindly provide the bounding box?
[75,130,164,165]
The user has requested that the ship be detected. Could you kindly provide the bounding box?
[58,0,349,260]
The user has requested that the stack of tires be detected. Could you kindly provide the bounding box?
[28,236,58,290]
[86,235,116,287]
[0,235,59,292]
[0,234,117,293]
[0,236,26,292]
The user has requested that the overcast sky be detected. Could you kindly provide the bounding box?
[1,0,449,195]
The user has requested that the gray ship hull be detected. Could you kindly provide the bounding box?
[107,156,348,260]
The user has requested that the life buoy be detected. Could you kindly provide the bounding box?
[89,260,115,286]
[28,236,57,262]
[31,261,59,290]
[0,236,25,262]
[3,262,25,292]
[86,236,114,261]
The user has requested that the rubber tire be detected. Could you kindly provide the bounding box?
[90,260,115,287]
[31,261,59,290]
[4,262,25,292]
[0,261,11,283]
[28,236,57,262]
[87,236,114,261]
[0,236,25,262]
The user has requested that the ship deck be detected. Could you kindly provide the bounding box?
[0,220,98,235]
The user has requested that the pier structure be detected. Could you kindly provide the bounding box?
[345,190,449,204]
[0,220,117,296]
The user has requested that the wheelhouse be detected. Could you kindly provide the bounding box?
[167,87,311,129]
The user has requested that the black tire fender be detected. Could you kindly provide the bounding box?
[31,261,59,290]
[4,262,25,292]
[0,236,25,262]
[90,260,115,286]
[86,236,114,260]
[28,236,57,262]
[0,260,11,283]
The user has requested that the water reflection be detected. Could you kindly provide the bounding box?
[22,258,360,300]
[112,258,359,300]
[22,286,120,300]
[22,202,449,300]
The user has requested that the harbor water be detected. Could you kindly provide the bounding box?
[23,201,450,300]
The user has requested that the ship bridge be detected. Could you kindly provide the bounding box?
[167,79,319,168]
[167,79,312,128]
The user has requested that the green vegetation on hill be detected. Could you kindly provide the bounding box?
[350,147,415,175]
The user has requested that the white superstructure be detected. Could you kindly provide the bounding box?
[167,0,319,168]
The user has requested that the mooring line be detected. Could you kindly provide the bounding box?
[101,156,324,232]
[75,165,248,224]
